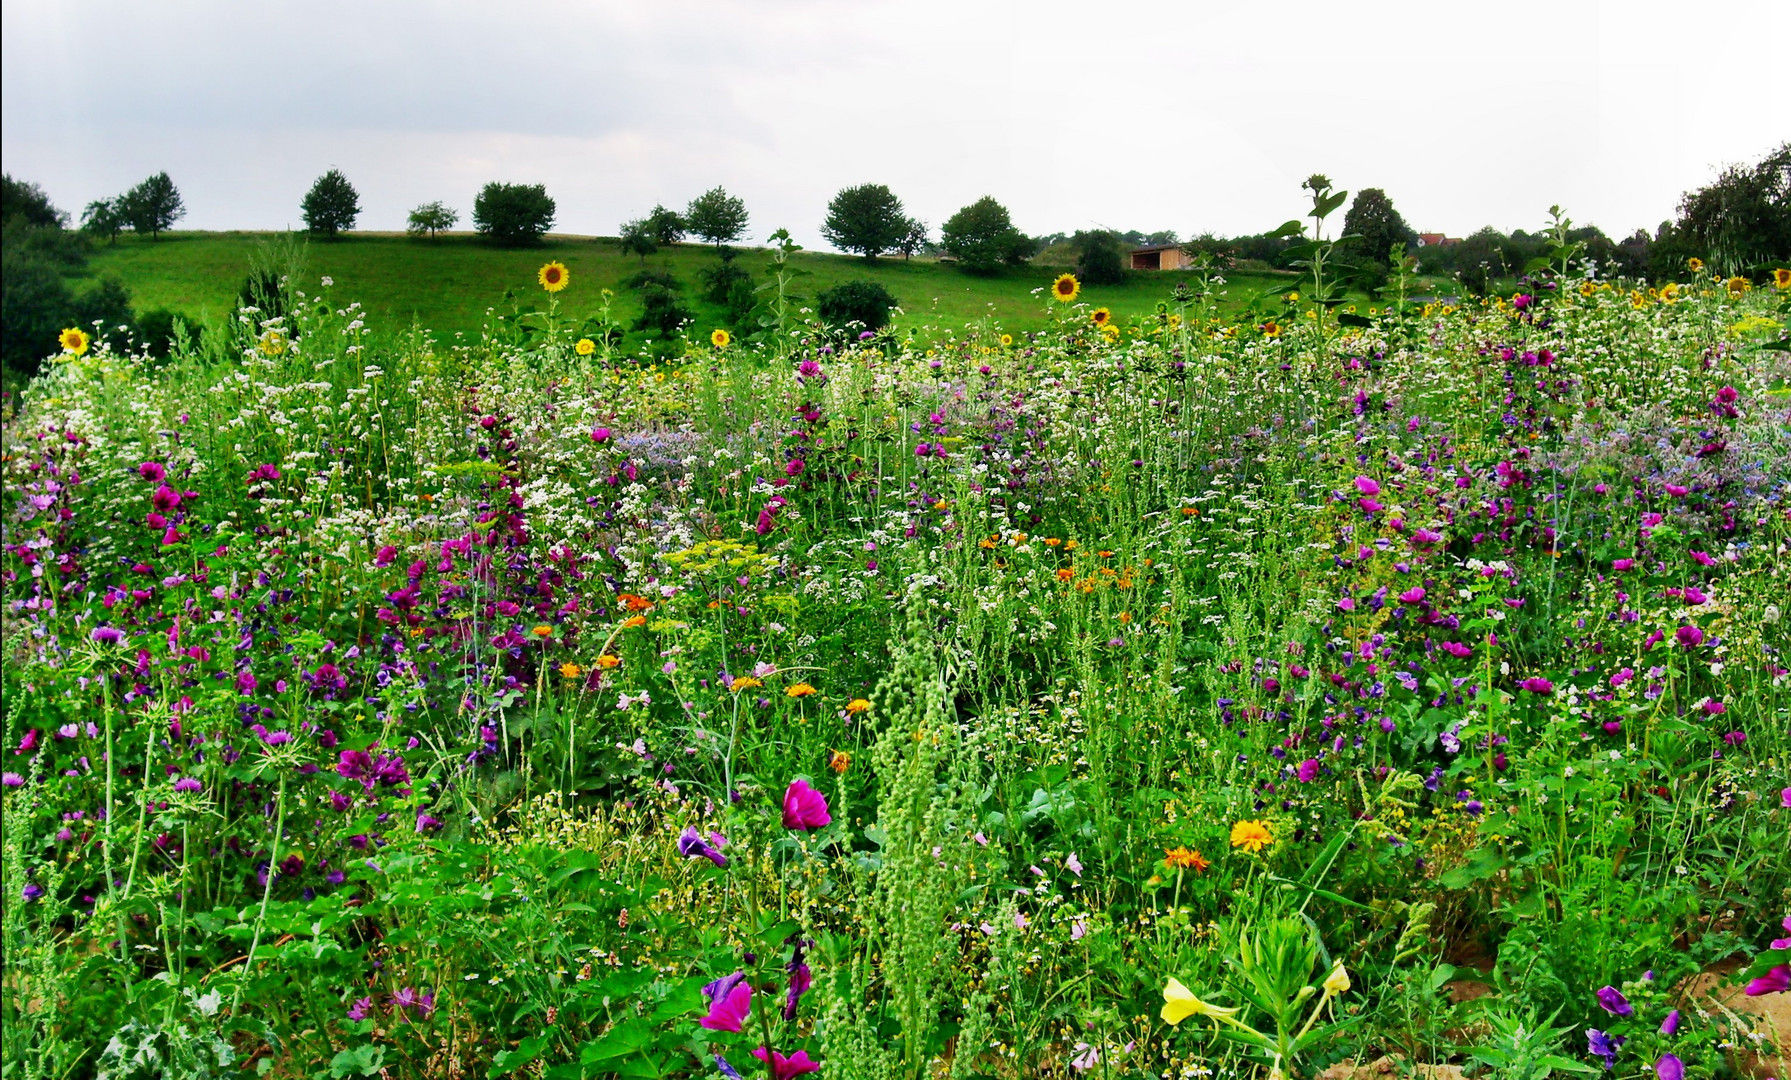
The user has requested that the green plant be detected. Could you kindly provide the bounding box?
[686,186,749,251]
[816,279,896,334]
[405,200,458,239]
[821,183,911,260]
[473,181,556,246]
[941,196,1031,275]
[301,169,362,239]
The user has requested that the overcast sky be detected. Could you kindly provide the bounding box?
[4,0,1787,249]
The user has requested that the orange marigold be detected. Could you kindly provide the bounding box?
[1164,847,1210,871]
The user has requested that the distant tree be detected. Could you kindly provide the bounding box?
[646,204,687,245]
[82,198,126,244]
[2,175,66,228]
[821,184,909,259]
[1341,188,1417,278]
[1072,229,1124,285]
[941,196,1031,274]
[686,187,748,250]
[121,172,185,239]
[301,169,361,239]
[817,280,897,334]
[896,217,929,260]
[618,218,659,263]
[473,182,556,246]
[627,269,692,338]
[406,200,458,239]
[1665,141,1790,277]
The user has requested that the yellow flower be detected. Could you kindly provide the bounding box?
[786,682,817,698]
[1323,963,1351,995]
[1657,282,1680,303]
[1052,273,1081,303]
[58,327,90,356]
[827,749,852,773]
[1260,320,1281,338]
[1579,281,1597,297]
[576,337,596,355]
[844,698,872,715]
[559,662,584,679]
[531,624,554,638]
[538,261,569,293]
[1089,307,1112,326]
[730,676,762,692]
[1686,257,1704,273]
[257,329,287,357]
[1099,322,1120,341]
[711,328,731,349]
[1725,276,1750,298]
[621,614,647,628]
[1160,978,1240,1026]
[1774,268,1791,290]
[1229,819,1273,853]
[596,654,620,669]
[1000,333,1013,347]
[1164,846,1210,871]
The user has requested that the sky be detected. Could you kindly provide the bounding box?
[4,0,1787,250]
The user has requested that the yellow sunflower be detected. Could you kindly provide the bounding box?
[1686,257,1704,273]
[711,328,731,349]
[1229,819,1274,854]
[538,261,569,293]
[1099,322,1120,341]
[1774,268,1791,290]
[1579,281,1597,297]
[58,327,91,356]
[1657,282,1680,303]
[999,333,1013,347]
[1089,307,1112,326]
[1051,273,1081,303]
[1260,320,1281,338]
[575,337,596,355]
[1725,276,1751,298]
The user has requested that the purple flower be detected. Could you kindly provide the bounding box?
[1296,759,1320,783]
[1675,625,1704,648]
[700,972,752,1031]
[414,811,442,833]
[1595,985,1633,1016]
[1519,677,1554,695]
[714,1056,742,1080]
[591,427,611,442]
[138,462,166,482]
[1659,1009,1679,1035]
[1745,964,1789,996]
[172,777,202,793]
[781,779,831,831]
[90,626,124,644]
[1354,476,1381,497]
[1655,1054,1683,1080]
[751,1048,821,1078]
[347,995,374,1020]
[678,826,729,868]
[1722,731,1746,747]
[784,962,812,1021]
[1587,1028,1624,1070]
[1,772,22,787]
[1397,587,1426,605]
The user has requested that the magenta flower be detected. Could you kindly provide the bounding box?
[1654,1054,1683,1080]
[138,461,167,481]
[1675,625,1704,648]
[700,972,752,1031]
[1745,964,1789,996]
[1612,558,1634,571]
[781,779,831,831]
[1441,641,1473,659]
[347,995,374,1020]
[1595,985,1633,1016]
[1353,476,1380,497]
[1660,1009,1679,1035]
[1296,759,1320,783]
[678,826,729,868]
[591,427,611,442]
[1518,677,1554,695]
[751,1048,821,1078]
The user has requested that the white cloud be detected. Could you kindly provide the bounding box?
[5,0,1786,247]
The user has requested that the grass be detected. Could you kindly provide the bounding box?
[76,231,1337,346]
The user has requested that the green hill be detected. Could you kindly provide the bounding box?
[75,231,1327,347]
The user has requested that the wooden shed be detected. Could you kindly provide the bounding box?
[1130,244,1189,271]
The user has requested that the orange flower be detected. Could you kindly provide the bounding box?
[1055,568,1075,582]
[1229,820,1273,854]
[531,624,554,638]
[1097,550,1114,558]
[786,682,817,698]
[621,615,647,628]
[730,676,762,692]
[844,698,872,715]
[559,662,583,679]
[1181,506,1198,516]
[827,749,852,773]
[1043,537,1062,547]
[596,655,620,669]
[979,536,999,549]
[618,593,655,612]
[1164,847,1210,872]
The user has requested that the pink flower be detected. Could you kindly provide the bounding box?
[781,779,831,831]
[1744,964,1789,996]
[700,972,752,1031]
[1441,641,1473,659]
[1675,625,1704,648]
[1518,678,1554,695]
[1354,476,1380,497]
[590,427,611,442]
[1296,759,1320,783]
[1612,558,1635,571]
[751,1048,821,1078]
[1397,587,1426,605]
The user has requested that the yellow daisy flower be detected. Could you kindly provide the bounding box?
[711,328,731,349]
[576,337,596,355]
[1229,819,1273,853]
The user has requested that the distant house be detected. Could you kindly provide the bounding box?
[1416,233,1461,248]
[1130,244,1189,270]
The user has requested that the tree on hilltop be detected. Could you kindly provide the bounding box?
[82,198,126,244]
[406,201,459,239]
[821,183,909,260]
[473,182,555,246]
[941,196,1031,274]
[618,218,659,263]
[646,204,687,245]
[121,172,184,239]
[686,187,748,251]
[302,169,361,239]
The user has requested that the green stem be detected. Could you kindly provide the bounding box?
[234,770,288,1013]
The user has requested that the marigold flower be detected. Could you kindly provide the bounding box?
[1229,819,1273,853]
[559,662,583,679]
[538,261,569,292]
[827,749,852,773]
[58,327,90,356]
[1164,846,1209,871]
[786,682,817,698]
[621,615,647,628]
[576,337,596,355]
[844,698,871,715]
[596,655,620,669]
[618,593,655,612]
[1056,568,1075,582]
[1052,273,1081,303]
[531,624,553,637]
[711,328,731,349]
[730,676,762,692]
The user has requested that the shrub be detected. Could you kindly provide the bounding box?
[816,280,896,333]
[698,256,756,325]
[627,270,692,338]
[134,308,186,358]
[301,169,361,239]
[1,174,66,228]
[618,219,658,262]
[940,196,1031,275]
[821,184,909,260]
[473,182,556,246]
[1072,229,1124,285]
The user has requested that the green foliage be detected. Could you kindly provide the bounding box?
[1663,140,1790,277]
[1341,187,1417,289]
[815,279,896,334]
[473,181,556,246]
[617,217,659,262]
[405,200,458,239]
[821,183,910,259]
[645,203,686,245]
[685,186,748,249]
[82,197,127,244]
[1072,228,1124,285]
[626,268,691,337]
[2,174,67,228]
[121,171,185,239]
[302,168,362,239]
[941,196,1031,275]
[697,252,756,325]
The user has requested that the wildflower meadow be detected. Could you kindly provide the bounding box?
[4,197,1790,1080]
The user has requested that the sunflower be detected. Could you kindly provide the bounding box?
[1229,819,1273,853]
[1052,273,1081,303]
[711,328,731,349]
[1726,276,1751,298]
[1658,282,1680,303]
[1000,333,1013,347]
[1260,320,1281,338]
[538,261,569,293]
[1686,257,1704,273]
[575,337,596,355]
[58,327,91,356]
[1774,268,1791,290]
[1099,322,1120,342]
[1089,307,1112,326]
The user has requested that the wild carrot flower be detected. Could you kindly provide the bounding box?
[781,779,831,830]
[1229,820,1273,854]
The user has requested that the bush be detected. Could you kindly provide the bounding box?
[1072,229,1124,285]
[301,169,361,239]
[941,196,1031,275]
[698,257,756,325]
[0,248,73,377]
[134,308,187,358]
[627,270,692,338]
[816,280,897,334]
[821,184,909,259]
[618,219,658,262]
[2,174,66,228]
[473,183,556,246]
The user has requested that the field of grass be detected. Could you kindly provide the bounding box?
[76,230,1324,345]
